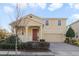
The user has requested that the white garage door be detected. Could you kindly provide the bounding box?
[43,33,65,42]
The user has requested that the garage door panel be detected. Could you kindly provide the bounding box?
[43,33,65,42]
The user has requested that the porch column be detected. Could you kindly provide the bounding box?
[25,27,28,40]
[14,28,17,35]
[12,27,16,34]
[14,28,16,34]
[40,25,43,39]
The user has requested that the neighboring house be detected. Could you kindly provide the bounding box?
[10,14,66,42]
[68,20,79,40]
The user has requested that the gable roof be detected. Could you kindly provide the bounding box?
[10,14,44,27]
[68,19,79,26]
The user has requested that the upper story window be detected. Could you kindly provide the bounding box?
[45,20,49,26]
[58,20,61,26]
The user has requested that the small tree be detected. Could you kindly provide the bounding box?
[5,35,21,44]
[66,27,75,39]
[0,29,7,39]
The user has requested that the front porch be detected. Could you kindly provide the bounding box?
[28,26,40,41]
[14,25,43,42]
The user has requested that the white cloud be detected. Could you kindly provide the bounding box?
[69,3,79,9]
[37,3,46,9]
[11,3,28,9]
[28,3,46,9]
[12,3,46,10]
[69,4,73,8]
[3,6,14,14]
[3,3,46,15]
[48,3,63,11]
[28,3,37,8]
[72,14,79,19]
[18,3,28,9]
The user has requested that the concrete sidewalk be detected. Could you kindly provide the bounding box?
[0,51,54,56]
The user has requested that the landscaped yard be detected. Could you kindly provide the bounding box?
[0,35,50,52]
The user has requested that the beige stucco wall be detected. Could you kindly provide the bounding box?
[44,18,66,34]
[43,18,66,42]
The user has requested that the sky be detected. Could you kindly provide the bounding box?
[0,3,79,32]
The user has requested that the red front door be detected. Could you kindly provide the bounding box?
[32,29,38,41]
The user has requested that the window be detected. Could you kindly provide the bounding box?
[45,20,49,26]
[58,20,61,26]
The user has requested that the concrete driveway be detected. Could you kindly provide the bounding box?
[50,43,79,56]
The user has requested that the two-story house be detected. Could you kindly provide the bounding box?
[10,14,66,42]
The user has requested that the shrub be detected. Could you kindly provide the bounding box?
[0,43,23,50]
[0,35,22,50]
[19,43,25,49]
[40,39,45,42]
[66,27,75,39]
[73,40,79,46]
[64,38,69,43]
[0,40,5,43]
[5,35,21,44]
[0,43,15,49]
[32,42,39,49]
[24,42,39,49]
[71,40,76,44]
[25,42,32,49]
[39,42,50,49]
[23,41,50,50]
